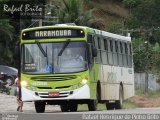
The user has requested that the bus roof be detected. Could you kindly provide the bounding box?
[22,25,87,32]
[94,29,131,42]
[22,25,131,42]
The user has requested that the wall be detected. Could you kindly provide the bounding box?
[134,73,160,90]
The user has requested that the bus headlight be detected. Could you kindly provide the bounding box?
[21,81,27,87]
[81,78,88,85]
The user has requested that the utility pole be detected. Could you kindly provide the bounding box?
[145,40,148,93]
[144,35,149,94]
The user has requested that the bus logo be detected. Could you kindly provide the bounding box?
[31,82,48,86]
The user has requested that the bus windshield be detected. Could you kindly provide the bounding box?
[22,41,87,74]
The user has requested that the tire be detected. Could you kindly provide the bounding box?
[69,103,78,112]
[88,99,98,111]
[60,104,69,112]
[35,101,45,113]
[106,103,115,110]
[88,88,98,111]
[115,86,123,109]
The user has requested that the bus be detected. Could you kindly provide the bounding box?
[19,24,134,113]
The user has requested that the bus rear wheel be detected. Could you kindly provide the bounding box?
[106,103,115,110]
[35,101,45,113]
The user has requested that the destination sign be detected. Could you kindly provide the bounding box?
[22,28,85,40]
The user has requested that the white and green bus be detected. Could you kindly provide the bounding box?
[19,24,134,113]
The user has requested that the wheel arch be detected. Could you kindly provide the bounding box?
[119,81,124,99]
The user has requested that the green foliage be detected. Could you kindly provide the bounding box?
[126,15,140,29]
[55,0,100,28]
[133,0,158,27]
[0,19,14,65]
[136,89,160,97]
[56,0,83,23]
[124,0,160,41]
[123,99,138,109]
[132,38,146,72]
[132,37,160,72]
[123,0,160,72]
[123,0,139,8]
[123,0,140,14]
[108,23,124,34]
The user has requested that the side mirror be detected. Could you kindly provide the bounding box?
[92,47,97,57]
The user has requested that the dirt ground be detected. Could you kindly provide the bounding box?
[130,95,160,108]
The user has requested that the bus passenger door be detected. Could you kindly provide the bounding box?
[87,34,97,99]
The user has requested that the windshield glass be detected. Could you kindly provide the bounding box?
[22,41,87,74]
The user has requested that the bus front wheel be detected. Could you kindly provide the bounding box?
[69,103,78,112]
[35,101,45,113]
[88,100,97,111]
[60,104,69,112]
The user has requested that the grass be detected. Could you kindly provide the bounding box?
[78,104,106,111]
[135,89,160,97]
[78,89,160,111]
[78,100,137,111]
[123,100,138,109]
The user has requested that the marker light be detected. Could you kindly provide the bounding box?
[21,81,27,87]
[80,30,83,33]
[23,33,26,36]
[81,78,88,85]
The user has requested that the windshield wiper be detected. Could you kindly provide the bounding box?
[36,42,49,65]
[36,42,47,57]
[58,39,70,56]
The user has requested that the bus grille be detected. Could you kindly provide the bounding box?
[31,75,77,81]
[36,91,73,98]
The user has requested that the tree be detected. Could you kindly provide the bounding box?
[54,0,104,28]
[125,0,160,43]
[132,38,146,72]
[123,0,140,14]
[0,19,14,65]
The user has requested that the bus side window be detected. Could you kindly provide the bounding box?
[128,43,132,67]
[97,37,102,63]
[87,34,93,44]
[119,41,123,66]
[113,40,118,66]
[123,42,128,67]
[108,39,113,65]
[104,39,108,51]
[94,36,98,49]
[98,37,101,49]
[102,38,108,64]
[94,36,101,63]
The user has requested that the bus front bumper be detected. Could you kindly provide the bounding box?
[21,84,90,102]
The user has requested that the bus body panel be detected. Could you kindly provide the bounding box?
[99,64,134,101]
[21,84,90,102]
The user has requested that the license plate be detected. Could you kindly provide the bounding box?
[48,92,59,96]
